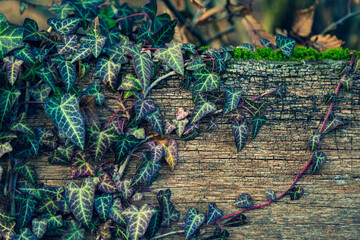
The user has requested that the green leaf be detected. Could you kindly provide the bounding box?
[81,35,107,58]
[45,93,85,148]
[259,38,277,50]
[62,220,85,240]
[0,86,21,130]
[95,57,121,91]
[238,43,255,53]
[231,119,249,152]
[118,74,142,91]
[137,22,152,40]
[152,13,171,32]
[185,207,206,239]
[71,150,96,178]
[192,67,220,102]
[204,229,230,240]
[29,84,51,102]
[49,145,75,165]
[2,56,23,85]
[144,207,162,239]
[288,186,304,200]
[251,115,267,139]
[49,3,73,19]
[143,0,157,21]
[275,34,296,57]
[150,19,178,47]
[57,35,78,54]
[243,98,265,116]
[71,44,92,63]
[191,100,217,124]
[117,3,134,35]
[94,193,112,221]
[158,189,180,227]
[59,61,76,91]
[41,214,63,231]
[122,204,156,240]
[183,43,197,55]
[154,41,184,75]
[13,228,37,240]
[36,196,59,215]
[311,151,326,174]
[35,67,57,92]
[135,98,157,120]
[164,139,178,171]
[0,14,24,59]
[47,18,81,35]
[0,142,12,158]
[16,194,37,228]
[103,42,129,64]
[308,131,321,152]
[186,57,206,71]
[223,214,247,227]
[132,152,162,187]
[65,178,95,228]
[207,202,223,224]
[145,107,164,136]
[173,119,189,137]
[97,172,117,193]
[14,161,38,184]
[265,190,277,201]
[109,197,127,227]
[113,134,141,164]
[14,44,35,65]
[128,127,146,140]
[233,193,253,208]
[322,116,344,134]
[23,18,42,41]
[223,88,242,115]
[87,123,117,162]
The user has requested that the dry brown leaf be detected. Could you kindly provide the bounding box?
[241,14,276,47]
[174,0,185,11]
[292,0,318,37]
[310,34,345,51]
[189,0,207,13]
[275,28,288,36]
[195,7,225,25]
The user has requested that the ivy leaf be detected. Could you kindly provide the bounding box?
[128,127,146,140]
[265,190,277,201]
[173,119,189,137]
[122,204,156,240]
[23,18,42,41]
[259,38,277,50]
[0,86,21,130]
[71,150,96,178]
[185,207,206,239]
[288,186,304,200]
[97,172,117,193]
[223,214,247,227]
[275,34,296,57]
[29,84,51,102]
[109,197,127,227]
[154,41,184,75]
[13,228,37,240]
[115,178,134,200]
[150,19,178,47]
[81,35,107,58]
[117,3,134,35]
[238,43,255,53]
[65,178,96,228]
[223,88,242,115]
[2,56,23,85]
[144,207,162,239]
[71,44,92,63]
[132,152,162,187]
[191,101,217,124]
[103,42,129,64]
[311,151,326,174]
[0,208,15,234]
[87,123,117,162]
[32,219,47,239]
[243,98,265,116]
[0,14,24,59]
[33,48,49,62]
[36,196,59,215]
[150,143,165,163]
[192,67,220,102]
[41,214,63,231]
[145,107,164,135]
[159,189,180,227]
[251,115,267,139]
[0,142,12,158]
[48,3,73,19]
[59,61,76,91]
[137,22,152,41]
[47,18,81,35]
[207,202,223,224]
[143,0,157,21]
[35,67,57,92]
[183,43,197,55]
[14,161,38,184]
[62,220,85,240]
[164,120,176,135]
[123,43,153,92]
[113,134,141,164]
[186,56,206,71]
[322,116,344,134]
[45,93,85,149]
[231,119,249,152]
[95,57,121,91]
[340,75,353,91]
[206,119,218,132]
[233,193,253,208]
[57,35,78,54]
[204,229,230,240]
[135,98,157,120]
[118,74,142,91]
[308,131,321,152]
[94,193,113,221]
[164,139,178,171]
[49,145,75,165]
[15,195,37,229]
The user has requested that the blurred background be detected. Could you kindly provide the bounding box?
[0,0,359,50]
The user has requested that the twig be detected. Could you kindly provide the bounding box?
[320,11,360,35]
[143,71,177,98]
[151,230,185,240]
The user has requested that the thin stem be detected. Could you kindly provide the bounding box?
[241,105,255,116]
[19,101,44,106]
[96,160,115,172]
[151,230,185,240]
[251,87,279,102]
[129,153,141,158]
[143,71,177,98]
[104,93,121,102]
[116,13,148,22]
[103,109,122,130]
[320,11,360,35]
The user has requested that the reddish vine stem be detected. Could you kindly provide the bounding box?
[95,160,115,172]
[241,105,254,116]
[116,13,148,22]
[19,101,44,105]
[319,82,342,133]
[103,109,122,130]
[251,86,279,102]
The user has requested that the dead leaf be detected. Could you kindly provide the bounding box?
[241,14,276,47]
[310,34,345,51]
[189,0,207,13]
[292,1,318,37]
[79,95,99,126]
[154,135,170,147]
[195,7,225,25]
[174,0,185,11]
[276,28,288,36]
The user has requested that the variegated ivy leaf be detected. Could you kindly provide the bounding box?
[309,131,321,152]
[122,204,156,240]
[185,207,206,239]
[87,123,117,162]
[164,120,176,135]
[221,46,232,62]
[132,152,162,187]
[32,218,47,239]
[223,88,242,115]
[265,190,277,201]
[45,93,85,149]
[0,208,15,234]
[103,42,129,64]
[113,134,141,164]
[154,41,184,75]
[95,56,121,91]
[59,60,76,91]
[65,178,95,228]
[41,214,63,231]
[109,197,127,227]
[207,202,223,224]
[35,67,57,92]
[182,43,197,55]
[135,98,157,120]
[11,113,35,136]
[223,214,247,227]
[191,100,217,124]
[13,228,37,240]
[0,14,24,59]
[36,195,59,215]
[132,192,144,201]
[33,48,49,62]
[176,107,189,120]
[183,123,199,136]
[62,220,85,240]
[57,35,78,54]
[0,131,17,142]
[311,151,326,174]
[150,144,165,163]
[0,86,21,130]
[71,44,91,63]
[47,18,81,35]
[259,38,277,50]
[123,43,153,92]
[36,127,57,149]
[14,161,38,184]
[203,48,227,73]
[128,127,146,140]
[3,56,23,85]
[157,189,180,227]
[238,43,255,53]
[243,98,265,116]
[322,116,344,134]
[143,0,157,21]
[275,34,296,57]
[28,84,51,102]
[251,115,267,139]
[144,207,162,239]
[48,3,73,19]
[118,74,142,91]
[207,119,218,132]
[150,19,178,47]
[81,81,100,95]
[288,186,304,200]
[186,56,206,71]
[0,142,12,158]
[192,67,220,102]
[23,18,42,41]
[15,194,37,228]
[114,178,134,200]
[231,119,249,152]
[164,139,178,171]
[48,145,75,165]
[71,150,96,178]
[81,35,107,58]
[340,75,353,91]
[94,193,113,221]
[173,118,189,137]
[145,107,164,135]
[97,172,117,193]
[233,193,253,208]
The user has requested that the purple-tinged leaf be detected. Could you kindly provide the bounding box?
[308,131,321,152]
[16,194,37,228]
[29,84,51,102]
[288,186,304,200]
[2,56,23,85]
[176,107,189,120]
[71,44,91,63]
[233,193,253,208]
[231,119,249,152]
[14,161,37,184]
[113,134,141,164]
[0,14,24,58]
[159,189,180,227]
[251,115,267,139]
[109,197,126,227]
[95,57,121,91]
[165,139,178,171]
[186,56,206,71]
[185,207,206,239]
[311,151,326,175]
[13,228,37,240]
[11,113,35,136]
[47,18,80,35]
[238,43,255,53]
[87,123,117,162]
[59,61,76,91]
[265,190,277,201]
[275,84,285,99]
[97,172,117,193]
[81,35,107,58]
[94,193,112,221]
[132,152,162,187]
[118,74,142,91]
[259,38,277,50]
[205,228,230,240]
[144,207,162,239]
[57,35,78,54]
[322,116,344,134]
[191,100,217,124]
[41,214,63,231]
[207,119,218,132]
[49,145,75,165]
[0,142,12,158]
[135,98,157,120]
[276,34,296,57]
[115,178,134,200]
[324,92,336,105]
[207,202,223,224]
[154,41,184,75]
[132,192,144,201]
[223,214,247,227]
[243,98,265,116]
[192,67,220,102]
[18,184,41,200]
[65,178,95,228]
[32,218,47,239]
[150,19,178,47]
[71,150,96,178]
[122,204,156,240]
[173,118,189,137]
[183,123,199,136]
[223,88,242,115]
[164,120,176,135]
[340,75,353,91]
[145,107,164,135]
[150,144,165,163]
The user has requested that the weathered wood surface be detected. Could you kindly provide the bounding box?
[7,59,360,239]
